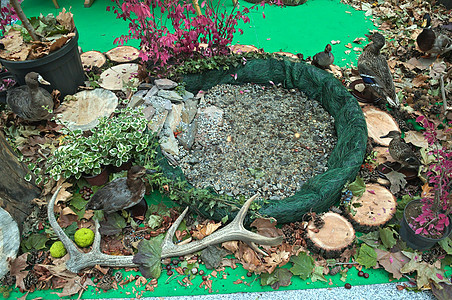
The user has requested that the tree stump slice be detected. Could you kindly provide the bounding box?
[230,44,259,54]
[0,207,20,278]
[273,52,299,60]
[80,50,106,69]
[105,46,139,63]
[362,106,400,146]
[57,88,119,131]
[345,184,397,232]
[305,212,355,258]
[99,63,140,91]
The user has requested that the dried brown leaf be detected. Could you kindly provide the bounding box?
[412,74,429,88]
[404,131,428,148]
[251,218,283,238]
[8,253,29,290]
[56,8,75,31]
[375,249,409,279]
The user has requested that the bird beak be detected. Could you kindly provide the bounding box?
[364,33,371,40]
[37,75,51,85]
[380,133,390,139]
[421,19,427,28]
[146,169,157,174]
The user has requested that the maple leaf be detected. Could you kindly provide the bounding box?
[263,251,291,274]
[132,234,164,279]
[260,268,292,290]
[384,171,407,194]
[251,218,283,238]
[355,244,377,268]
[311,265,327,282]
[401,251,449,289]
[374,249,409,279]
[431,282,452,300]
[290,251,314,280]
[53,276,94,298]
[8,253,29,291]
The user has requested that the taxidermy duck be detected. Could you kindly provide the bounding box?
[6,72,53,121]
[380,131,421,170]
[86,166,156,214]
[312,44,334,69]
[416,13,452,57]
[357,32,399,107]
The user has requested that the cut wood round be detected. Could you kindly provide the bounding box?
[345,184,397,233]
[105,46,139,63]
[272,52,299,60]
[230,44,259,54]
[98,63,140,91]
[57,88,118,131]
[362,106,400,146]
[80,50,106,69]
[305,212,355,258]
[0,207,20,278]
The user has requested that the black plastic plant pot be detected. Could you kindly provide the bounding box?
[400,199,452,251]
[0,30,84,97]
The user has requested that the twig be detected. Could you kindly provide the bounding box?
[9,0,39,41]
[440,75,450,114]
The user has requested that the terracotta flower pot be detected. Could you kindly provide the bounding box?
[83,168,109,186]
[399,199,452,251]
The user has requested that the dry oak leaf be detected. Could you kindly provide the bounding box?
[263,251,291,274]
[412,74,429,87]
[251,218,283,238]
[56,8,75,31]
[222,241,239,253]
[57,206,78,228]
[8,253,29,291]
[192,221,222,240]
[404,130,428,148]
[374,249,409,280]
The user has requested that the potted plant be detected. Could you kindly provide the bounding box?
[399,116,452,250]
[44,107,157,185]
[0,1,84,96]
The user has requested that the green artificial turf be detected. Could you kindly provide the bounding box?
[7,1,408,298]
[20,0,376,67]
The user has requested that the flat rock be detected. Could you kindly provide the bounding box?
[144,86,159,102]
[0,207,20,278]
[181,98,198,124]
[155,78,178,90]
[198,105,224,126]
[158,90,183,102]
[164,103,183,132]
[177,120,198,150]
[160,133,179,156]
[148,110,168,135]
[142,105,156,120]
[127,90,147,109]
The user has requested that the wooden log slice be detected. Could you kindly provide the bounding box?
[305,212,355,258]
[98,63,140,91]
[105,46,140,63]
[272,52,300,61]
[230,44,259,54]
[345,183,397,233]
[80,50,106,69]
[362,106,400,146]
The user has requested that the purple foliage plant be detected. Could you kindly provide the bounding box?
[108,0,282,75]
[410,116,452,238]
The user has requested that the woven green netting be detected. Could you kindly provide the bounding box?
[157,58,367,224]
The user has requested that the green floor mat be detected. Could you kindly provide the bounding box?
[20,0,376,67]
[6,191,409,299]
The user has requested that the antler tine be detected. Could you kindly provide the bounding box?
[161,194,283,258]
[47,186,82,258]
[47,186,136,273]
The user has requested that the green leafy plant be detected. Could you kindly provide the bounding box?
[45,107,157,181]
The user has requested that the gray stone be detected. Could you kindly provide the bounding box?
[142,105,156,120]
[182,91,195,102]
[138,83,154,90]
[177,120,198,150]
[127,90,147,108]
[198,105,224,126]
[148,110,168,135]
[144,85,159,102]
[181,98,198,124]
[164,103,183,132]
[154,78,178,90]
[147,96,171,113]
[160,133,179,156]
[158,90,184,102]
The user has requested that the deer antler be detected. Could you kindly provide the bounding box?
[48,187,283,273]
[161,194,283,257]
[48,186,136,273]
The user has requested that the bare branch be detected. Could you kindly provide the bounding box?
[9,0,39,41]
